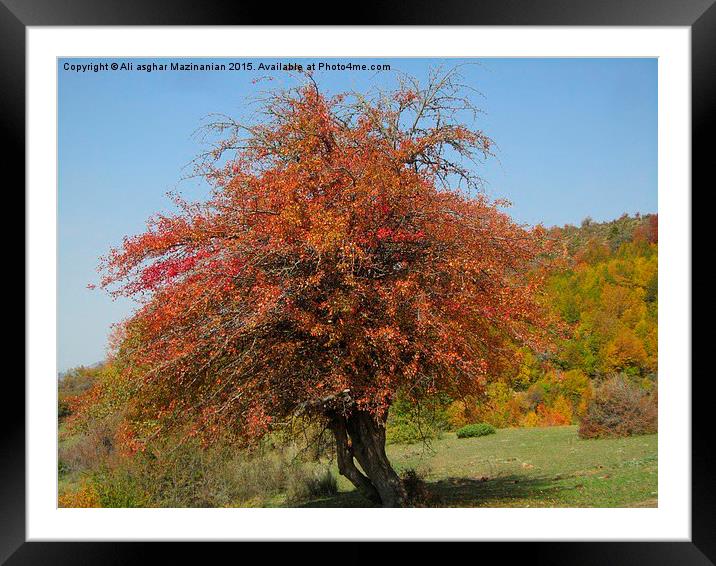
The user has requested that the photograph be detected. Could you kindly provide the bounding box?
[56,56,660,510]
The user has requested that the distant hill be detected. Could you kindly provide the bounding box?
[548,213,658,258]
[58,360,105,381]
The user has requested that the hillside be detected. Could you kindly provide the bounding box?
[393,213,659,432]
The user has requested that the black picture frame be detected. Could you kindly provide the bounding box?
[7,1,706,563]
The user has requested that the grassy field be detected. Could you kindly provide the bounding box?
[59,424,657,508]
[303,425,657,508]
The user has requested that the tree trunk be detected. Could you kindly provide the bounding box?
[327,409,407,507]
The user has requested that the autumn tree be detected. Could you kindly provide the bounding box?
[99,70,547,507]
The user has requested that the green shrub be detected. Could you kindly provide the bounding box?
[90,467,150,508]
[58,398,72,420]
[387,420,442,445]
[58,459,70,476]
[456,423,496,439]
[386,395,448,445]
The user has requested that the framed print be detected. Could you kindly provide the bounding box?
[9,0,708,563]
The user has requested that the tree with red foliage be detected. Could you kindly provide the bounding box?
[100,70,548,506]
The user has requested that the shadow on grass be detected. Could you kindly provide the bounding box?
[297,474,570,508]
[430,475,563,507]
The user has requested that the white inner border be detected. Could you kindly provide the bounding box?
[27,27,691,541]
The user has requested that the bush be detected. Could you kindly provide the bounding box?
[475,381,522,428]
[519,411,540,428]
[445,400,470,430]
[578,375,657,439]
[386,395,448,445]
[456,423,496,439]
[90,466,150,508]
[59,366,98,397]
[65,435,340,508]
[58,365,101,421]
[58,482,101,508]
[535,396,573,426]
[400,468,433,507]
[58,416,118,475]
[58,399,72,420]
[525,383,545,410]
[387,419,442,445]
[132,441,297,507]
[58,459,70,476]
[286,467,338,503]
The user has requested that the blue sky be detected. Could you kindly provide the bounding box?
[58,57,657,371]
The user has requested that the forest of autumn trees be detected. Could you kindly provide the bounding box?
[437,213,658,432]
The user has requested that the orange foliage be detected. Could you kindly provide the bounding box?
[97,82,548,449]
[534,401,571,427]
[604,328,649,372]
[58,483,101,508]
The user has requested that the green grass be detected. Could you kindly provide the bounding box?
[301,425,657,508]
[59,423,657,508]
